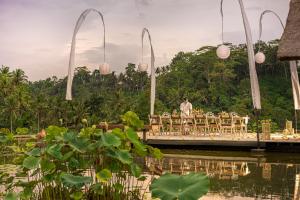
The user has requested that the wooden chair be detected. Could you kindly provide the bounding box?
[231,112,245,138]
[149,115,161,136]
[219,112,233,135]
[194,113,208,135]
[170,114,183,135]
[182,115,195,135]
[206,112,220,135]
[160,112,172,135]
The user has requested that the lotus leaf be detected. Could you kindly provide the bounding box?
[130,163,141,178]
[121,111,144,130]
[96,168,112,182]
[148,146,163,159]
[70,191,83,200]
[27,148,41,157]
[22,156,40,170]
[101,132,121,147]
[69,157,80,169]
[107,149,133,164]
[150,173,209,200]
[41,159,56,174]
[4,192,18,200]
[60,173,92,188]
[126,128,139,143]
[45,125,67,141]
[46,144,63,160]
[111,128,126,140]
[62,151,74,161]
[64,132,89,153]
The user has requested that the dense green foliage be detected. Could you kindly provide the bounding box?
[0,40,297,132]
[1,112,164,199]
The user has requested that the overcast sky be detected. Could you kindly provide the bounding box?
[0,0,289,81]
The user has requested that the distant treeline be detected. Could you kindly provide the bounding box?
[0,40,297,132]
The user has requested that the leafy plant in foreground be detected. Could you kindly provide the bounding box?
[2,111,209,200]
[2,111,163,200]
[150,173,209,200]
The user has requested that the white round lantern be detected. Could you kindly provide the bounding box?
[255,52,265,64]
[138,63,148,72]
[216,45,230,59]
[99,63,110,75]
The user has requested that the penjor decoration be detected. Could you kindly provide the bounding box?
[66,9,108,100]
[140,28,156,115]
[258,10,300,110]
[219,0,261,110]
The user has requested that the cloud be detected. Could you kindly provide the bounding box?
[78,42,140,72]
[0,0,290,81]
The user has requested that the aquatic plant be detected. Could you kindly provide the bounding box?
[2,111,163,200]
[150,173,209,200]
[1,111,209,200]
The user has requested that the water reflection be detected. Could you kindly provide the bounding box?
[144,151,300,200]
[2,152,300,199]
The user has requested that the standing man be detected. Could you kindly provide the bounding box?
[180,97,193,117]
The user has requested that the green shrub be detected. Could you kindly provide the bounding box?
[16,127,29,135]
[0,128,10,135]
[2,112,162,200]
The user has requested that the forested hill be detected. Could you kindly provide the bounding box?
[0,40,297,131]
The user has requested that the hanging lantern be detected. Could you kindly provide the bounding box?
[255,52,266,64]
[138,63,148,72]
[216,45,230,59]
[99,63,110,75]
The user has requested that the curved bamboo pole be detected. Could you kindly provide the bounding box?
[66,8,106,100]
[221,0,261,148]
[220,0,261,110]
[258,10,300,133]
[141,28,156,115]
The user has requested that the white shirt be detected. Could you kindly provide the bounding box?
[180,101,192,117]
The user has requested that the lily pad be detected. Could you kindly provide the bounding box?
[150,173,209,200]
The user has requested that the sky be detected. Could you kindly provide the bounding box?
[0,0,289,81]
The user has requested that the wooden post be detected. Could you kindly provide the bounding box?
[255,109,261,149]
[295,110,298,134]
[142,128,147,142]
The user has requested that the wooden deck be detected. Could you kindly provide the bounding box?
[95,124,300,152]
[143,134,300,152]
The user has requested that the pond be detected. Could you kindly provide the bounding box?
[145,150,300,200]
[1,150,300,200]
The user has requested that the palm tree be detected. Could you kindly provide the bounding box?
[0,66,13,96]
[12,69,28,86]
[0,65,11,75]
[2,93,19,132]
